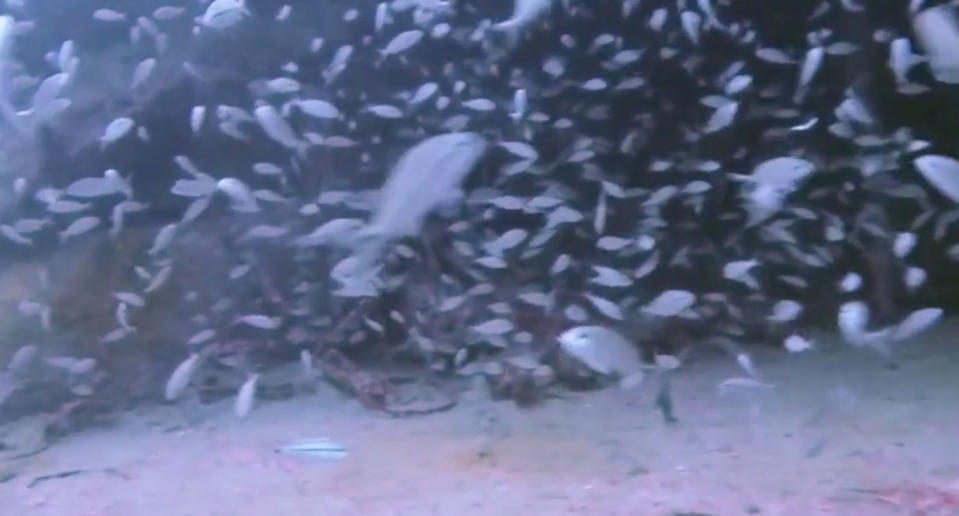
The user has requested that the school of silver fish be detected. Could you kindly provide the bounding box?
[1,0,958,416]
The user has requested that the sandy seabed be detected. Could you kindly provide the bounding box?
[3,321,959,516]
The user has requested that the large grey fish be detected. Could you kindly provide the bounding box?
[353,132,487,263]
[558,326,646,390]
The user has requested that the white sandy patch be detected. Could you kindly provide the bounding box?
[3,322,959,516]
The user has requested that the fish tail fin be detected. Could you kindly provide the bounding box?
[0,70,29,136]
[618,371,645,391]
[491,21,522,48]
[350,227,387,269]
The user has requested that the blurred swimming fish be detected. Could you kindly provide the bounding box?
[216,177,260,212]
[783,334,814,353]
[0,15,21,131]
[492,0,557,46]
[236,314,282,330]
[913,155,959,204]
[837,301,912,355]
[913,6,959,84]
[59,216,100,240]
[642,289,695,317]
[275,437,347,461]
[558,326,645,390]
[890,307,942,341]
[353,132,486,266]
[769,299,803,323]
[234,373,259,418]
[201,0,249,30]
[165,353,200,401]
[380,30,423,58]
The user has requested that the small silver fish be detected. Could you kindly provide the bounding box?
[510,88,527,120]
[59,216,100,240]
[380,30,423,57]
[190,106,205,134]
[114,292,145,307]
[717,377,774,391]
[171,178,216,198]
[149,223,177,255]
[100,117,134,148]
[216,178,260,212]
[8,344,38,373]
[234,373,259,418]
[783,334,813,353]
[65,173,125,198]
[253,102,308,156]
[153,6,186,20]
[265,77,300,94]
[116,301,134,331]
[295,99,339,119]
[93,9,127,22]
[703,101,738,133]
[913,6,959,84]
[649,8,668,32]
[472,318,514,336]
[245,225,289,239]
[252,162,283,176]
[131,57,156,89]
[165,353,200,401]
[794,46,824,103]
[904,266,926,290]
[893,232,917,257]
[643,290,695,317]
[187,328,216,345]
[236,314,282,329]
[1,224,32,245]
[136,16,159,37]
[409,82,438,105]
[769,299,803,323]
[680,10,702,45]
[460,99,495,115]
[299,350,316,381]
[432,22,451,38]
[493,0,557,45]
[275,437,347,460]
[892,307,942,341]
[323,44,353,82]
[374,2,390,31]
[201,0,249,30]
[366,104,404,118]
[590,265,632,288]
[838,301,890,351]
[484,228,527,256]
